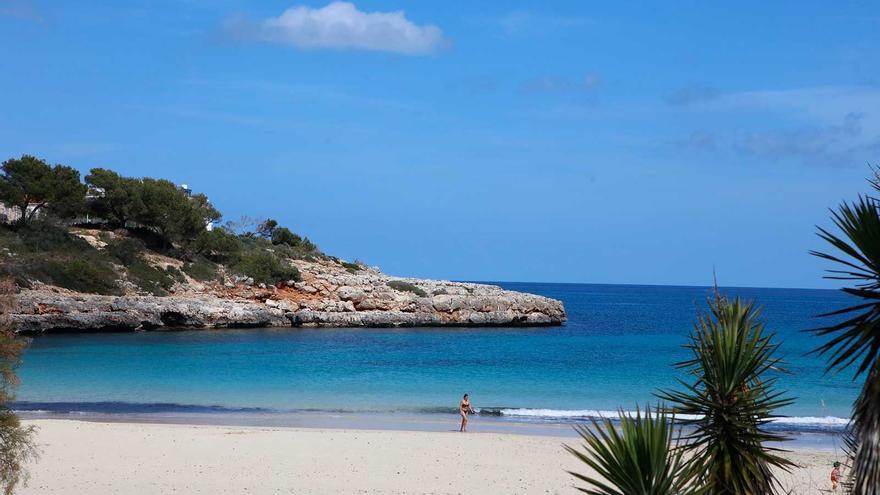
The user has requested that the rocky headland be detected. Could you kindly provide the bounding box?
[10,258,566,333]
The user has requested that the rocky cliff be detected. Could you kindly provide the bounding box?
[10,259,566,333]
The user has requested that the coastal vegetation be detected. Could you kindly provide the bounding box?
[660,296,794,493]
[0,156,85,226]
[0,154,330,294]
[565,406,698,495]
[568,295,793,494]
[387,280,428,297]
[569,169,880,494]
[809,171,880,494]
[0,279,38,494]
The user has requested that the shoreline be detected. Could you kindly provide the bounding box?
[18,409,850,451]
[19,418,846,494]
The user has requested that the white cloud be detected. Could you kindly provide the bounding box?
[226,2,445,55]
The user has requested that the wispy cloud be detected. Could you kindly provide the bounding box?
[675,130,718,151]
[445,77,499,95]
[482,10,591,37]
[126,103,268,128]
[717,86,880,124]
[521,73,602,94]
[223,2,446,55]
[180,77,415,112]
[666,84,720,106]
[673,86,880,165]
[51,141,121,158]
[736,113,877,162]
[0,0,44,23]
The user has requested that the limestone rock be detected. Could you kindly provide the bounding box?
[11,257,566,333]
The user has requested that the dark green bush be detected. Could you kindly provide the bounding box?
[0,224,121,294]
[16,222,78,252]
[193,229,242,262]
[232,251,300,285]
[31,258,120,295]
[106,237,145,266]
[183,256,219,282]
[341,261,360,274]
[271,227,301,246]
[165,265,186,283]
[387,280,427,297]
[127,260,175,295]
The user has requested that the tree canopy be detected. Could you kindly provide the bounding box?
[1,154,322,289]
[84,170,221,247]
[0,155,86,225]
[137,178,219,246]
[84,168,145,227]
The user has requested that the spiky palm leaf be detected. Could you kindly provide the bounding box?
[811,195,880,495]
[565,406,700,495]
[659,296,794,494]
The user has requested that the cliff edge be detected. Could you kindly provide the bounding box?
[11,259,566,333]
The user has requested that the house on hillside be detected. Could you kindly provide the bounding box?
[0,201,43,224]
[1,182,215,231]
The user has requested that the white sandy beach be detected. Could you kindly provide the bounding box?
[19,419,841,495]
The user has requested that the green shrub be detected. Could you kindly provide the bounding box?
[0,224,121,294]
[165,265,186,283]
[271,227,301,247]
[107,237,145,266]
[16,222,79,252]
[193,229,242,262]
[341,261,360,274]
[270,228,322,260]
[31,258,120,295]
[127,260,175,295]
[387,280,427,297]
[183,256,219,282]
[232,251,300,285]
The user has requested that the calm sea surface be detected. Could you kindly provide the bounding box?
[15,283,861,432]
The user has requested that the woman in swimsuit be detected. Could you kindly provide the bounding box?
[459,394,474,432]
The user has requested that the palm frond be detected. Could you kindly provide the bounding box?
[658,295,794,494]
[564,406,701,495]
[811,193,880,494]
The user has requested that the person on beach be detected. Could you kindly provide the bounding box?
[831,461,841,491]
[459,394,475,432]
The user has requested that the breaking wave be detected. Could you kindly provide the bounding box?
[13,402,850,433]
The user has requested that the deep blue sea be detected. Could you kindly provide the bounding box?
[14,283,861,434]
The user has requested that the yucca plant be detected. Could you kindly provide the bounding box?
[565,406,700,495]
[811,191,880,495]
[659,295,794,494]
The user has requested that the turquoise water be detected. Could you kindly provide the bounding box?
[15,283,861,431]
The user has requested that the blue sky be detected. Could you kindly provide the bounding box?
[1,1,878,289]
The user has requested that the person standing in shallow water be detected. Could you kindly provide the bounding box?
[459,394,475,432]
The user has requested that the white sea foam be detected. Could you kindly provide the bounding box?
[496,408,849,428]
[769,416,850,426]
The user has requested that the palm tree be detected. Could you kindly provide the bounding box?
[565,406,699,495]
[659,295,794,494]
[811,189,880,494]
